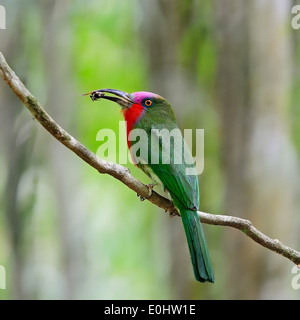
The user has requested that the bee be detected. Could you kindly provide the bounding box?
[82,90,105,102]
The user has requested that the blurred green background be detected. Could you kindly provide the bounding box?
[0,0,300,299]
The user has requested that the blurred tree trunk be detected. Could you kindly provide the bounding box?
[40,0,84,299]
[0,2,38,299]
[215,0,299,299]
[1,0,84,299]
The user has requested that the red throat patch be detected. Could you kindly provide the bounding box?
[122,103,145,148]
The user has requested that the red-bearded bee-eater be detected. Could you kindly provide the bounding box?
[84,88,214,283]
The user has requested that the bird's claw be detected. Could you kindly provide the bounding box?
[165,208,180,217]
[137,183,155,201]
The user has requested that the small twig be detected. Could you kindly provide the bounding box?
[1,51,300,266]
[199,212,300,265]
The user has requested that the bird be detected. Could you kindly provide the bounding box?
[84,88,214,283]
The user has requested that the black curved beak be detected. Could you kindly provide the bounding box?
[82,88,133,109]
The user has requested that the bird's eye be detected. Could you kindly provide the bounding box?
[144,99,153,107]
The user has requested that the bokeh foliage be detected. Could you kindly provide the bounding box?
[0,0,299,299]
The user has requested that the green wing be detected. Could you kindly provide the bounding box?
[137,123,199,211]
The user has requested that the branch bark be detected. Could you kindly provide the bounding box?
[1,51,299,266]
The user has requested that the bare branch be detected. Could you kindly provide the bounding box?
[1,51,299,266]
[199,211,300,265]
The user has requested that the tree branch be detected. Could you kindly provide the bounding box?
[1,51,299,266]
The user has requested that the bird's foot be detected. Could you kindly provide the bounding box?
[137,183,155,201]
[165,206,180,218]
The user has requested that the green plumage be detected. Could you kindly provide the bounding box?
[133,96,214,283]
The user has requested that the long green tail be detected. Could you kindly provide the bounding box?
[181,208,214,283]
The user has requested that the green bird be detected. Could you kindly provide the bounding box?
[85,88,214,283]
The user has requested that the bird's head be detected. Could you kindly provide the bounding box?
[84,88,166,109]
[83,88,175,132]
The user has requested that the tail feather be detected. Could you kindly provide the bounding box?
[181,208,214,283]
